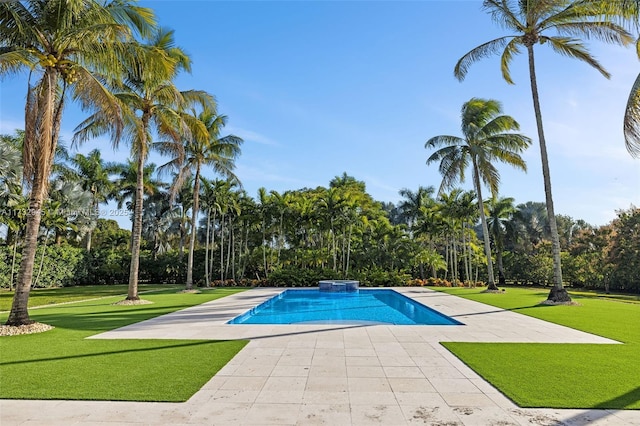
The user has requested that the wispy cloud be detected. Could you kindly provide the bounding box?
[228,127,280,147]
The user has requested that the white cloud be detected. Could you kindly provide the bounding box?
[227,127,280,147]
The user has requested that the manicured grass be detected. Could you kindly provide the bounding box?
[433,287,640,409]
[0,284,181,311]
[0,287,248,402]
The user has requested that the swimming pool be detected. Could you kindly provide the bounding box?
[227,289,463,325]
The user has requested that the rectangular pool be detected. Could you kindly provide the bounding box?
[227,289,463,325]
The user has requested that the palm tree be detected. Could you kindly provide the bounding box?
[256,187,272,278]
[486,196,517,284]
[74,28,213,301]
[0,132,24,219]
[426,98,531,290]
[454,0,633,301]
[159,110,243,290]
[0,0,155,325]
[58,150,114,251]
[141,191,181,260]
[110,160,163,211]
[398,186,436,235]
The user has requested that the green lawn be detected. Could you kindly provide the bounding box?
[0,287,248,402]
[0,284,181,311]
[434,287,640,409]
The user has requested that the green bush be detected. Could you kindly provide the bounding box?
[352,268,412,287]
[0,244,88,288]
[266,267,340,287]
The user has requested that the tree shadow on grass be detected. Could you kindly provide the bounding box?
[0,339,235,367]
[24,304,204,333]
[594,386,640,410]
[554,386,640,424]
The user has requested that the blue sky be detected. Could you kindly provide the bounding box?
[1,0,639,228]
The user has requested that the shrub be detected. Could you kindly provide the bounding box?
[266,267,340,287]
[0,244,88,288]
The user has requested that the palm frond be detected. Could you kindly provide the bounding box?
[623,72,640,158]
[553,21,634,46]
[500,37,523,84]
[425,135,464,151]
[483,0,526,32]
[481,114,521,135]
[544,36,610,78]
[454,36,513,81]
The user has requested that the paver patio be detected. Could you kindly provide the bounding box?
[2,287,639,425]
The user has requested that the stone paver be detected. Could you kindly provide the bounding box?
[2,287,639,426]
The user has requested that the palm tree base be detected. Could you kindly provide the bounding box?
[546,287,572,303]
[4,318,35,327]
[486,282,499,291]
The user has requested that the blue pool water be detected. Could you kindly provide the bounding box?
[227,289,463,325]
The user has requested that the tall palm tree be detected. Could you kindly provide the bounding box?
[454,0,633,301]
[486,196,517,284]
[141,191,181,260]
[58,149,114,251]
[398,186,436,235]
[426,98,531,290]
[159,109,243,290]
[256,187,272,278]
[110,160,163,211]
[74,28,213,301]
[514,201,549,250]
[0,0,155,325]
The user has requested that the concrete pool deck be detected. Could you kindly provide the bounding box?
[2,287,639,425]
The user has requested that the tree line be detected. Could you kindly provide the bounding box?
[1,139,638,294]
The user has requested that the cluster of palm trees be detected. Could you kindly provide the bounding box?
[0,1,241,325]
[441,0,640,301]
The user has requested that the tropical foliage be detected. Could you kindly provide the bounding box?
[454,0,634,302]
[426,98,531,290]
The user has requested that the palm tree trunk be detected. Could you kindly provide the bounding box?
[226,220,232,280]
[7,71,59,326]
[185,165,201,290]
[461,223,470,285]
[220,213,225,283]
[527,45,570,302]
[346,224,353,277]
[452,234,459,286]
[85,200,98,252]
[262,216,267,278]
[6,179,46,325]
[127,125,148,301]
[10,238,18,291]
[205,208,211,287]
[33,230,50,288]
[472,160,497,290]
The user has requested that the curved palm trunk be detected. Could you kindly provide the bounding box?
[472,160,497,290]
[6,178,46,325]
[527,46,570,302]
[7,71,60,325]
[185,164,201,290]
